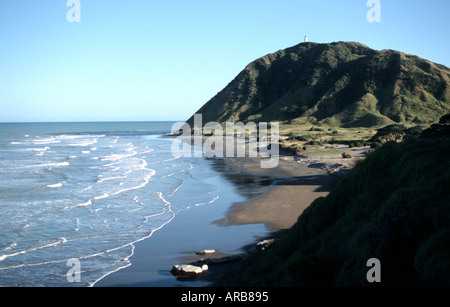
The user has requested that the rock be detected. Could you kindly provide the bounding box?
[171,264,208,277]
[195,249,216,256]
[248,239,276,254]
[196,253,247,265]
[257,239,275,250]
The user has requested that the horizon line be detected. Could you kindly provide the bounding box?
[0,120,185,124]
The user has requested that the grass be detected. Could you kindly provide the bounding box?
[278,122,376,155]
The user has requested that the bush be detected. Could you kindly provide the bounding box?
[349,140,368,148]
[296,135,312,142]
[370,142,382,149]
[288,132,296,141]
[310,126,325,132]
[306,140,324,146]
[342,152,352,159]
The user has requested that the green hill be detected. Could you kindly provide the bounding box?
[215,116,450,286]
[188,42,450,128]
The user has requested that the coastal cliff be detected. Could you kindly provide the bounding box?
[216,116,450,286]
[184,41,450,286]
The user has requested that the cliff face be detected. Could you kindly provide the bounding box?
[188,42,450,127]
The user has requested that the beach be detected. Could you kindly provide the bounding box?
[94,136,366,287]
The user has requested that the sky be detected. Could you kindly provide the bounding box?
[0,0,449,122]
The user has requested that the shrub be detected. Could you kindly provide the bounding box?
[306,140,324,146]
[342,152,352,159]
[369,124,407,144]
[296,135,312,142]
[310,126,325,132]
[288,132,296,141]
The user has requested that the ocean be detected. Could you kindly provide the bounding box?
[0,122,252,287]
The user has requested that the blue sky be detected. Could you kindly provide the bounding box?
[0,0,449,122]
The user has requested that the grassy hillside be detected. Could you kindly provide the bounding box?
[216,117,450,287]
[188,42,450,128]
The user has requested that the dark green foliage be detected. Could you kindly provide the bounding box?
[295,135,312,142]
[287,132,296,141]
[188,42,450,128]
[310,126,325,132]
[216,135,450,287]
[369,124,424,144]
[341,152,352,158]
[305,140,324,146]
[369,124,408,143]
[328,139,369,147]
[420,112,450,139]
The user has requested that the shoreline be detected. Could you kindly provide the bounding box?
[95,135,366,287]
[214,155,339,231]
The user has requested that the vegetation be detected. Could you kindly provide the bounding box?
[369,124,423,147]
[188,41,450,129]
[341,152,352,159]
[216,114,450,287]
[187,39,450,287]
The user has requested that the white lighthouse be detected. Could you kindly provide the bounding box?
[304,35,308,43]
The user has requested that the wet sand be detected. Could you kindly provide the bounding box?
[214,155,338,231]
[95,136,351,287]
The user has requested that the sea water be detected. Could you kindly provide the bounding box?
[0,122,226,287]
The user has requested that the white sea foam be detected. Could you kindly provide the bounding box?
[58,135,82,139]
[46,182,64,188]
[0,123,226,286]
[33,138,60,145]
[2,243,17,253]
[111,170,155,196]
[26,161,70,168]
[93,193,110,200]
[101,151,137,161]
[0,238,67,263]
[26,147,50,152]
[75,199,92,207]
[96,176,126,183]
[70,140,98,147]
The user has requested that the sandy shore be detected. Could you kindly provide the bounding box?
[214,155,338,231]
[95,135,366,286]
[210,138,369,231]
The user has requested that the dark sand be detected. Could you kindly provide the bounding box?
[215,155,338,231]
[94,137,341,287]
[94,158,273,287]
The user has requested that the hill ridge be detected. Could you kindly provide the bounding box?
[188,41,450,128]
